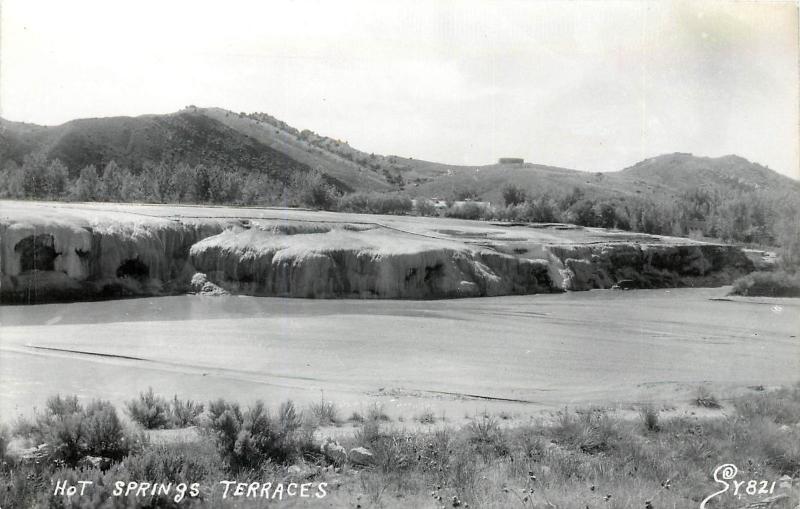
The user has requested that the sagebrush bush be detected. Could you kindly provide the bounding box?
[16,396,131,466]
[126,388,172,429]
[693,386,722,409]
[81,400,128,460]
[466,414,508,457]
[122,441,221,486]
[415,409,436,425]
[309,399,339,426]
[171,396,204,427]
[730,270,800,297]
[638,405,661,432]
[367,403,391,422]
[204,399,312,472]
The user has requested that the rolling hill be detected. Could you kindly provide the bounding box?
[1,107,797,203]
[407,153,798,206]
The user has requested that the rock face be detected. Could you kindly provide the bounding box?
[0,204,228,303]
[189,227,555,299]
[548,243,754,290]
[0,201,754,303]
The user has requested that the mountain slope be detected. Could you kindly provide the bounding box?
[0,110,333,187]
[617,153,799,194]
[408,153,800,205]
[197,107,392,191]
[1,109,796,203]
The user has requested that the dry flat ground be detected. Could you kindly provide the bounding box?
[0,199,699,247]
[1,287,797,424]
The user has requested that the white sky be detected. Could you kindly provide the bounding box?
[1,0,798,177]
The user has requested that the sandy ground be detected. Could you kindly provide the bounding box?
[1,287,797,423]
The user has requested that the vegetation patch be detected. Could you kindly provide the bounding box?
[730,270,800,297]
[2,384,800,508]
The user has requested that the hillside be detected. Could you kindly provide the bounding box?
[408,153,800,206]
[617,153,799,195]
[3,108,796,203]
[0,110,333,188]
[0,107,480,193]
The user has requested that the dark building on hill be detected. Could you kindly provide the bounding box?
[498,157,524,164]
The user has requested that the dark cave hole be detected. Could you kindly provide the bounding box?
[116,258,150,280]
[15,234,58,272]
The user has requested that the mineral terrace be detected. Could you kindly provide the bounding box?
[0,200,754,303]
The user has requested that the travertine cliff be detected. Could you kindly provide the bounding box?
[0,201,753,303]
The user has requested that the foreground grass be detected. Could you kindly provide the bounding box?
[1,385,799,508]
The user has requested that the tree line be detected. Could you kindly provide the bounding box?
[2,153,797,269]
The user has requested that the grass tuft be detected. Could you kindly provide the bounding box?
[693,386,722,409]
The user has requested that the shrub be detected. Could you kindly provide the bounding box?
[415,410,436,425]
[414,199,439,217]
[0,424,9,463]
[465,414,508,458]
[639,405,661,432]
[291,169,337,210]
[445,202,485,220]
[734,384,800,424]
[122,441,220,485]
[309,399,339,426]
[170,396,204,428]
[367,403,391,422]
[337,192,413,215]
[82,400,128,461]
[729,270,800,297]
[693,386,722,409]
[353,422,418,474]
[204,399,311,472]
[126,388,172,429]
[552,408,616,454]
[18,396,131,467]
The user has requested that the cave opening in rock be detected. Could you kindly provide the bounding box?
[15,234,58,272]
[116,258,150,280]
[424,262,444,282]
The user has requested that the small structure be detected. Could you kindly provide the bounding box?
[498,157,524,165]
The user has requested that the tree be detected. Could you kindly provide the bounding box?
[0,160,24,197]
[597,202,617,229]
[46,159,69,198]
[101,161,128,201]
[71,165,100,201]
[502,184,527,207]
[21,152,50,198]
[290,169,336,209]
[144,162,172,203]
[119,172,145,202]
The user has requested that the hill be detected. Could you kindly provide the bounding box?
[617,153,799,194]
[0,110,335,188]
[0,107,481,193]
[408,153,800,205]
[3,108,796,201]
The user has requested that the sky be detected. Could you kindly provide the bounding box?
[1,0,798,177]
